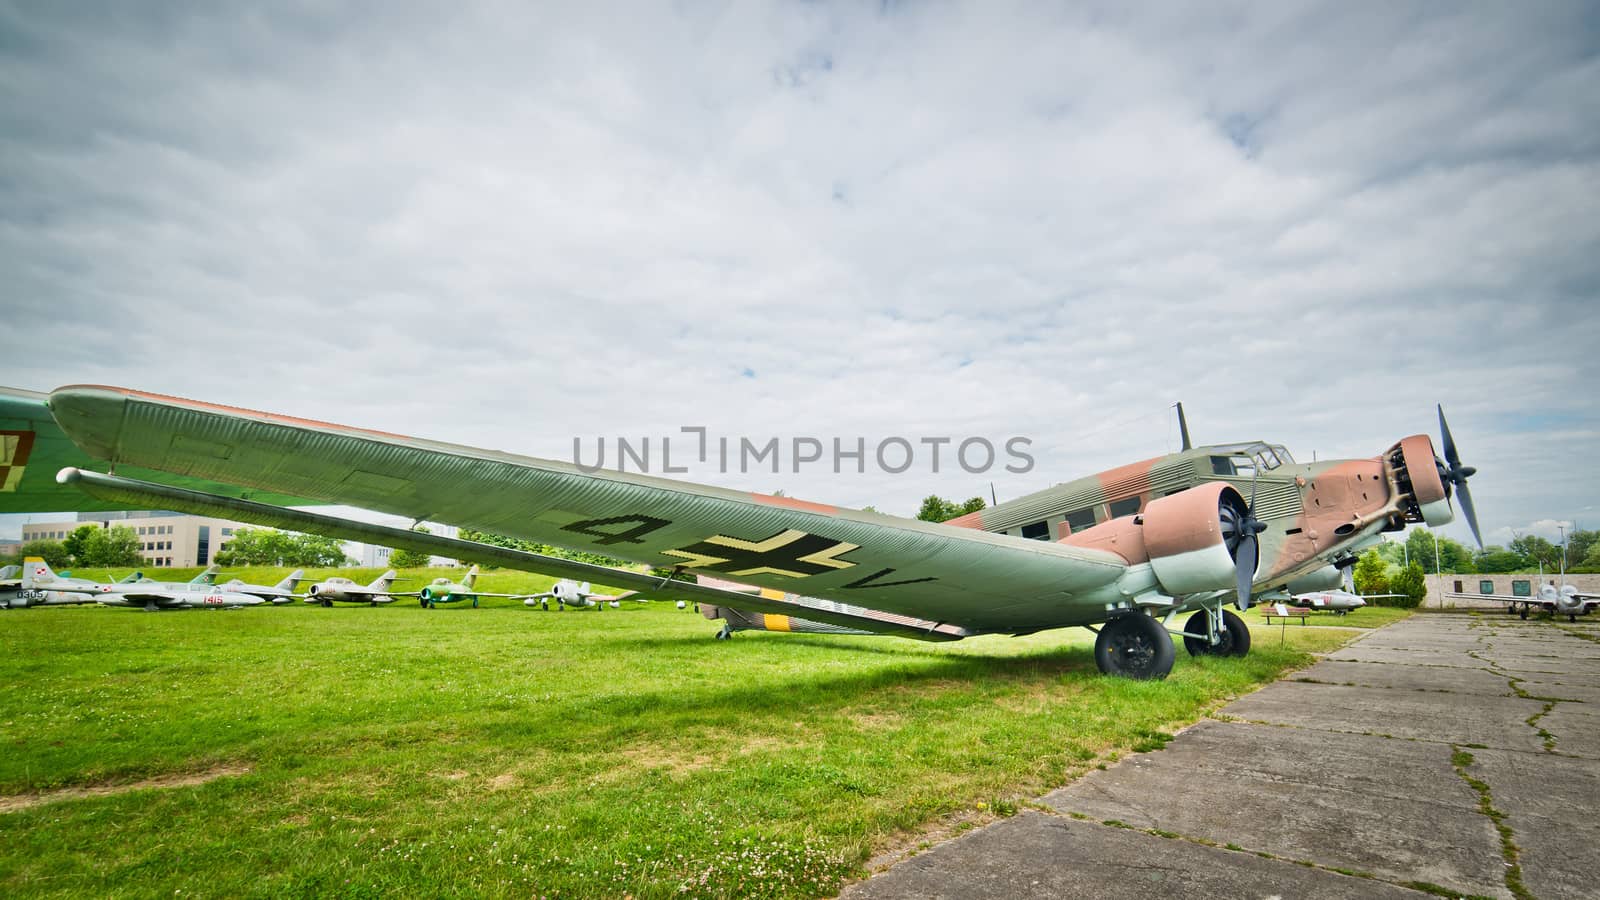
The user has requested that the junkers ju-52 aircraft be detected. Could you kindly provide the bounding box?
[0,385,1480,678]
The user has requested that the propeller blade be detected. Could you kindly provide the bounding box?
[1437,404,1460,468]
[1235,536,1258,611]
[1457,481,1483,550]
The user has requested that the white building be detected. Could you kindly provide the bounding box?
[23,513,255,568]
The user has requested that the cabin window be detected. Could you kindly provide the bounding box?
[1512,580,1532,597]
[1064,508,1097,534]
[1479,580,1495,594]
[1210,456,1234,475]
[1108,497,1141,518]
[1020,521,1050,541]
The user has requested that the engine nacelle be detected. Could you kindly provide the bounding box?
[1143,482,1252,595]
[1284,565,1343,595]
[1389,434,1453,527]
[1061,482,1251,597]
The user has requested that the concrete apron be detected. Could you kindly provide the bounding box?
[842,614,1600,900]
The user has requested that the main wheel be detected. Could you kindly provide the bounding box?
[1181,610,1251,657]
[321,598,332,608]
[1095,613,1176,680]
[472,597,479,608]
[1520,606,1529,620]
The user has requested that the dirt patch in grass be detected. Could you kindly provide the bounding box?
[0,763,251,814]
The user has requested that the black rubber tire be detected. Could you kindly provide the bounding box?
[1520,606,1529,620]
[1095,613,1176,680]
[321,599,332,608]
[420,597,428,608]
[472,597,479,608]
[1182,610,1251,657]
[1570,614,1577,623]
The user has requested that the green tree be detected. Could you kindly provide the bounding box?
[1372,540,1406,568]
[1509,534,1560,571]
[1566,529,1598,568]
[1474,546,1530,573]
[62,524,99,565]
[1352,549,1390,596]
[388,526,433,569]
[288,533,350,567]
[1387,563,1427,608]
[1404,528,1475,573]
[217,528,350,567]
[1575,540,1600,574]
[14,538,71,568]
[915,495,986,523]
[78,525,142,567]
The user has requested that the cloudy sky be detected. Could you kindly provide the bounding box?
[2,2,1596,547]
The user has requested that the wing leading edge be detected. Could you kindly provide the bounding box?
[46,386,1130,631]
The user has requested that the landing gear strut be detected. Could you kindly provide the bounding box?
[714,623,734,641]
[1093,613,1175,680]
[1181,609,1251,657]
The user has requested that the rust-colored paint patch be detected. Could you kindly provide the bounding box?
[1143,481,1236,559]
[1096,456,1160,501]
[0,763,251,814]
[750,492,837,515]
[942,509,985,529]
[1267,458,1388,578]
[1058,515,1149,565]
[1396,434,1446,505]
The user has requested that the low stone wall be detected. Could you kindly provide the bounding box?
[1425,572,1600,610]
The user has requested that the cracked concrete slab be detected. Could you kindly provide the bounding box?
[1221,682,1548,752]
[839,812,1435,900]
[1538,703,1600,759]
[1462,748,1600,900]
[1039,721,1504,895]
[1289,659,1514,695]
[845,613,1593,900]
[1324,646,1491,668]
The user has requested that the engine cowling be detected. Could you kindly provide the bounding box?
[1285,565,1343,595]
[1390,434,1453,527]
[1143,482,1253,595]
[1060,482,1253,597]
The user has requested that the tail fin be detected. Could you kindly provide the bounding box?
[0,564,18,582]
[461,565,480,589]
[190,563,220,585]
[275,569,305,591]
[369,569,398,592]
[21,556,57,588]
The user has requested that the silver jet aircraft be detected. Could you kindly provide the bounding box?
[523,579,638,610]
[214,569,305,604]
[2,561,97,608]
[22,558,264,610]
[304,570,400,606]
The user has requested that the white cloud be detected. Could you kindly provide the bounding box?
[0,1,1596,542]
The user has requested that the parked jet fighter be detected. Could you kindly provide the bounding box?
[21,558,264,610]
[523,579,636,610]
[215,569,305,604]
[1465,581,1600,622]
[2,386,1483,679]
[414,565,545,608]
[1283,589,1406,615]
[303,570,400,606]
[1,561,98,608]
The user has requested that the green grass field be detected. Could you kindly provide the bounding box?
[3,566,1363,898]
[1239,603,1415,630]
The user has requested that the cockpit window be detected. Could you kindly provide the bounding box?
[1270,445,1294,464]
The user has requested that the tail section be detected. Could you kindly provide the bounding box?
[275,569,305,592]
[0,564,18,583]
[368,569,398,592]
[21,557,58,588]
[190,563,220,585]
[461,565,480,589]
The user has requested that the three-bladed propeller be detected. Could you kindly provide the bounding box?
[1437,405,1482,549]
[1220,476,1268,610]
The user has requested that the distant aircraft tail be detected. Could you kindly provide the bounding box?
[368,569,398,592]
[461,565,480,589]
[0,564,18,582]
[190,563,220,585]
[21,557,59,588]
[275,569,305,591]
